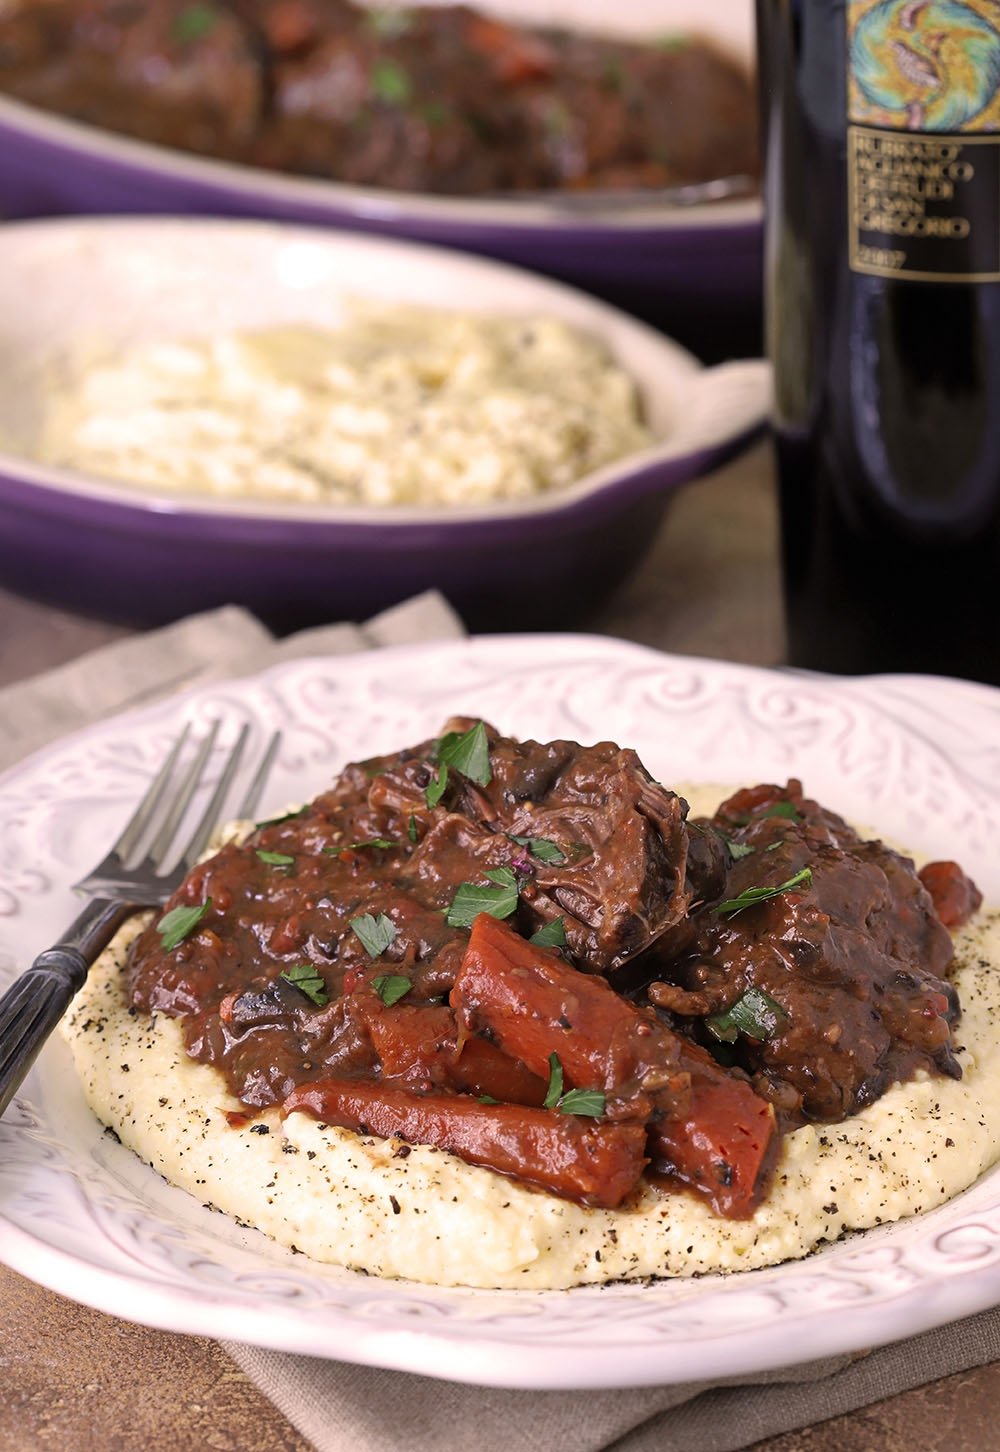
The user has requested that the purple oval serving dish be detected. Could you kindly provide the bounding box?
[0,218,770,631]
[0,0,761,325]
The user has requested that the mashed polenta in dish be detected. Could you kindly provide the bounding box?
[38,309,653,507]
[62,721,997,1290]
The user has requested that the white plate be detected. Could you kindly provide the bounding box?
[1,635,999,1390]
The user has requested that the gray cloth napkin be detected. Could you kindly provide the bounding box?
[225,1307,1000,1452]
[3,592,997,1452]
[0,591,463,774]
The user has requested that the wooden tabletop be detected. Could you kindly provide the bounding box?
[1,441,996,1451]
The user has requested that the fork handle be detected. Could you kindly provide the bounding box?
[0,898,135,1119]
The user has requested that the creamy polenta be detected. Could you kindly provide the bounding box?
[38,309,653,507]
[60,785,1000,1292]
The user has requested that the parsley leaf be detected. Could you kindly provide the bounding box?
[371,58,411,105]
[435,721,492,786]
[543,1052,564,1109]
[425,764,449,809]
[255,806,307,830]
[557,1089,606,1118]
[529,917,567,949]
[722,836,755,863]
[351,913,397,958]
[477,1094,501,1105]
[280,964,329,1007]
[543,1052,605,1117]
[256,850,294,866]
[712,867,812,917]
[705,987,789,1044]
[763,801,801,821]
[326,838,393,854]
[372,974,412,1007]
[509,834,566,865]
[445,867,519,929]
[173,3,218,44]
[407,814,418,843]
[366,6,414,38]
[157,899,211,952]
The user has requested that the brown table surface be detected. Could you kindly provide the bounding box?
[1,441,996,1451]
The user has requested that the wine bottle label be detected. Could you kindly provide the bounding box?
[846,0,1000,282]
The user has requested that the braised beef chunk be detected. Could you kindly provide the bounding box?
[364,717,710,972]
[456,721,707,971]
[125,730,980,1214]
[0,0,263,157]
[0,0,758,196]
[649,779,963,1124]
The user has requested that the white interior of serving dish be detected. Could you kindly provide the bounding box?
[0,219,770,524]
[0,1,757,232]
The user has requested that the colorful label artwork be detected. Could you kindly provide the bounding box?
[847,0,1000,279]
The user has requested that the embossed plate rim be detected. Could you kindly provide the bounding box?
[1,633,999,1389]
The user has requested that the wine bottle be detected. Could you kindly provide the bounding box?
[758,0,1000,684]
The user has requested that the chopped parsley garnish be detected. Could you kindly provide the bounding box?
[255,806,307,830]
[256,850,294,866]
[543,1052,563,1109]
[730,800,802,827]
[351,912,397,958]
[558,1089,607,1117]
[509,834,566,865]
[425,766,449,809]
[543,1053,605,1118]
[366,6,414,38]
[280,964,329,1007]
[656,32,690,51]
[529,917,567,949]
[173,3,218,44]
[157,899,211,952]
[372,974,412,1007]
[434,721,492,786]
[712,867,812,918]
[407,814,419,843]
[445,867,519,929]
[763,801,801,821]
[603,57,629,93]
[477,1094,501,1105]
[327,837,393,854]
[371,59,411,105]
[422,100,451,127]
[705,987,789,1044]
[722,837,755,863]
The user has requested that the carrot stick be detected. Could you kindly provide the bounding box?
[283,1079,647,1208]
[452,913,776,1218]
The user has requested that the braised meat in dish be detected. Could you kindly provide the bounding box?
[126,722,978,1219]
[0,0,758,195]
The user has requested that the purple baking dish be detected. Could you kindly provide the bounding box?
[0,218,770,630]
[0,0,762,322]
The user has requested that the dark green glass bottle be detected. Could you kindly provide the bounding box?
[758,0,1000,683]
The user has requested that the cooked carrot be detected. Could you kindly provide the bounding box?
[647,1040,779,1219]
[918,860,983,930]
[359,997,546,1105]
[282,1079,647,1208]
[463,15,555,83]
[451,913,776,1218]
[362,1001,455,1087]
[450,1036,548,1107]
[451,912,686,1103]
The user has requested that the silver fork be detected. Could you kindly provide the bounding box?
[0,721,280,1119]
